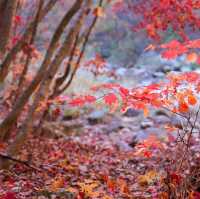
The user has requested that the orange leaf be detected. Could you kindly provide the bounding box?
[93,7,104,17]
[50,177,65,192]
[107,178,116,192]
[143,106,149,117]
[103,196,113,199]
[188,94,197,105]
[117,179,129,194]
[187,52,198,63]
[178,101,189,112]
[78,181,100,198]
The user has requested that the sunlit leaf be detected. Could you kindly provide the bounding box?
[178,101,189,112]
[187,94,197,105]
[93,7,104,17]
[187,52,198,63]
[50,176,65,192]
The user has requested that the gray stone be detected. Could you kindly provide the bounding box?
[162,65,172,73]
[145,127,167,138]
[88,110,106,125]
[152,72,165,78]
[123,108,141,117]
[140,120,154,129]
[115,67,127,76]
[107,119,124,133]
[154,109,169,117]
[154,115,171,125]
[129,135,138,148]
[116,140,133,151]
[181,66,193,72]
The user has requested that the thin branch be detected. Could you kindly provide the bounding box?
[0,0,57,82]
[0,153,41,171]
[58,0,104,94]
[51,33,80,98]
[178,104,200,171]
[17,0,44,94]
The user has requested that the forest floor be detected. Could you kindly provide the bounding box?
[0,110,200,199]
[0,113,170,199]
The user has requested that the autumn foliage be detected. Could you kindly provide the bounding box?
[0,0,200,198]
[113,0,200,40]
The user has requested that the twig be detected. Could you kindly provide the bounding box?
[0,153,42,171]
[178,104,200,171]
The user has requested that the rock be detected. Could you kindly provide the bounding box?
[41,121,66,138]
[140,120,154,129]
[126,68,154,85]
[154,110,169,117]
[63,109,80,120]
[123,108,141,117]
[171,116,183,129]
[181,65,193,72]
[115,140,133,151]
[161,65,172,73]
[115,67,127,76]
[136,130,149,140]
[121,116,142,132]
[145,127,167,138]
[62,120,84,135]
[135,51,163,72]
[100,44,112,58]
[174,66,181,71]
[152,72,165,78]
[88,110,106,125]
[154,115,171,125]
[137,127,167,140]
[106,119,124,133]
[129,135,138,148]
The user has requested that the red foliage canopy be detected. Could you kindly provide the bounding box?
[113,0,200,41]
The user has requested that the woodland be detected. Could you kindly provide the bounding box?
[0,0,200,198]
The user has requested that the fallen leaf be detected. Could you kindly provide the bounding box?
[188,94,197,105]
[50,176,65,192]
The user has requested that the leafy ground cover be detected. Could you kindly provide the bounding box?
[0,109,199,199]
[0,1,200,199]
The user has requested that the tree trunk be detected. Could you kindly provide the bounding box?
[0,0,90,169]
[0,0,57,83]
[0,0,18,55]
[0,0,83,141]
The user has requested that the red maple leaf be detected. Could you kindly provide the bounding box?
[104,93,118,106]
[14,15,22,26]
[161,49,179,59]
